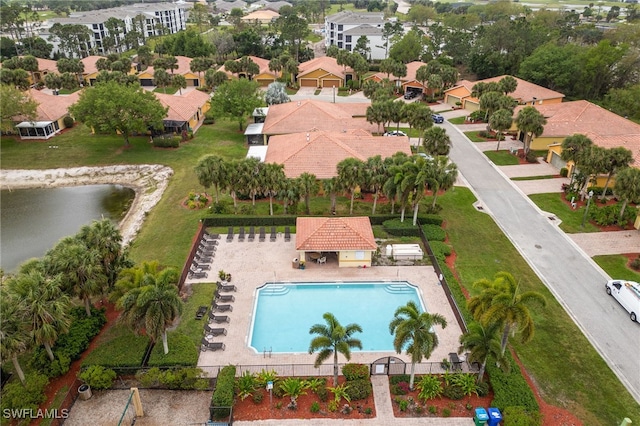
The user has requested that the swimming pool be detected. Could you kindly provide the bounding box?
[248,281,426,353]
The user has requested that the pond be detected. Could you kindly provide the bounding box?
[1,184,135,273]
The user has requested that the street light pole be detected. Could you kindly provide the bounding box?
[332,85,335,103]
[581,190,594,228]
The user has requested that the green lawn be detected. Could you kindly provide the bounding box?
[448,116,466,125]
[529,193,600,233]
[464,131,491,142]
[153,87,179,95]
[511,175,557,181]
[484,150,519,165]
[439,188,640,426]
[81,324,149,368]
[594,255,640,281]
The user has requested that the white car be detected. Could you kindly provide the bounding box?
[384,130,407,137]
[605,279,640,322]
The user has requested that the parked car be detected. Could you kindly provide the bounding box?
[605,279,640,322]
[432,114,444,123]
[417,153,434,161]
[404,90,418,100]
[384,130,407,137]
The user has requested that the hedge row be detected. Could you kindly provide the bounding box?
[153,137,180,148]
[211,365,236,419]
[382,219,421,236]
[135,367,209,390]
[30,307,107,378]
[423,224,446,242]
[342,363,370,381]
[201,214,443,228]
[487,354,539,413]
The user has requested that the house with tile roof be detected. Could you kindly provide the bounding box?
[218,56,277,86]
[29,57,59,84]
[365,61,428,94]
[14,89,80,139]
[264,130,412,179]
[511,100,639,179]
[443,76,565,111]
[297,56,353,88]
[259,0,292,12]
[241,9,280,23]
[154,90,211,134]
[295,216,377,267]
[80,55,137,86]
[212,0,246,14]
[138,56,202,87]
[254,99,376,144]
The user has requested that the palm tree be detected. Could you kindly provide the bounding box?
[298,172,319,215]
[194,155,228,203]
[262,163,286,216]
[337,158,364,215]
[309,313,363,386]
[458,321,509,383]
[154,69,171,94]
[403,102,432,139]
[46,237,106,317]
[0,287,30,384]
[7,269,71,361]
[364,155,387,215]
[322,177,340,215]
[278,178,301,215]
[237,157,262,208]
[109,260,165,303]
[467,271,547,355]
[515,106,547,155]
[560,134,593,187]
[489,109,513,152]
[172,74,187,95]
[423,127,452,157]
[389,301,447,390]
[268,57,282,79]
[499,75,518,94]
[599,147,633,201]
[117,266,183,354]
[427,156,458,209]
[614,167,640,221]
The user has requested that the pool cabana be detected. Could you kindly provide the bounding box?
[295,216,377,268]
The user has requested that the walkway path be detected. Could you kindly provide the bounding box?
[443,119,640,403]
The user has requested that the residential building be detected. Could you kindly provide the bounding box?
[155,89,211,134]
[324,11,390,60]
[138,56,202,87]
[264,130,412,179]
[13,89,80,139]
[218,56,277,86]
[41,3,189,57]
[241,9,280,24]
[257,1,292,12]
[444,76,565,110]
[212,0,247,14]
[365,61,428,93]
[297,56,353,88]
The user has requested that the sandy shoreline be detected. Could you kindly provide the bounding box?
[0,165,173,246]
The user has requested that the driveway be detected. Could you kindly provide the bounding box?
[444,120,640,403]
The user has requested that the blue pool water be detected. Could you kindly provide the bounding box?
[249,282,426,353]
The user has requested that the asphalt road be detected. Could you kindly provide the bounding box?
[443,120,640,404]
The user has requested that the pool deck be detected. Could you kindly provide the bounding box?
[188,233,466,376]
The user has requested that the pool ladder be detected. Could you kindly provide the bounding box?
[263,347,272,358]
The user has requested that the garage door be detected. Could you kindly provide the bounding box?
[256,79,274,87]
[140,79,154,86]
[549,151,566,170]
[446,95,460,106]
[300,79,317,87]
[321,79,340,88]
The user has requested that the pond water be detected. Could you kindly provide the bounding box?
[1,185,135,273]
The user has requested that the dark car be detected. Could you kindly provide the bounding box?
[403,91,418,99]
[432,114,444,123]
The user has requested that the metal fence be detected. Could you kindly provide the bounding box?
[50,378,82,426]
[178,220,207,292]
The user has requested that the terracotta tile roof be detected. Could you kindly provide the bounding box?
[35,57,59,72]
[480,75,564,102]
[18,89,80,121]
[142,56,195,77]
[515,100,640,167]
[265,130,411,178]
[218,56,275,77]
[262,99,377,135]
[154,90,210,122]
[298,57,351,79]
[366,61,426,83]
[80,56,105,75]
[295,216,377,251]
[241,9,279,21]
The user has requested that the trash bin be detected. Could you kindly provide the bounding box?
[292,258,299,269]
[474,408,489,426]
[78,384,92,400]
[487,407,502,426]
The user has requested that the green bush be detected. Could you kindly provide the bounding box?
[589,203,635,227]
[390,374,411,385]
[136,367,162,388]
[211,365,236,419]
[503,406,543,426]
[79,365,117,390]
[252,390,264,404]
[310,401,320,413]
[487,355,539,413]
[344,379,372,401]
[442,384,464,400]
[135,367,209,390]
[469,110,485,122]
[422,224,446,242]
[442,407,452,417]
[382,219,420,236]
[342,363,369,381]
[430,241,452,263]
[416,375,443,401]
[316,385,329,402]
[63,115,75,128]
[477,380,490,397]
[152,136,180,148]
[559,167,568,177]
[398,398,409,411]
[0,373,49,416]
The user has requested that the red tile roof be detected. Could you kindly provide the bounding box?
[142,56,195,77]
[366,61,426,83]
[515,100,640,166]
[262,99,377,135]
[265,130,411,178]
[445,76,565,103]
[218,55,276,77]
[155,90,210,121]
[298,56,351,79]
[17,89,80,121]
[80,55,105,75]
[295,216,377,251]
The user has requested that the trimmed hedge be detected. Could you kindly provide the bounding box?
[342,363,369,381]
[152,137,180,148]
[423,224,446,242]
[430,241,452,263]
[146,332,198,367]
[212,365,236,419]
[344,379,372,401]
[487,354,539,413]
[383,219,421,236]
[202,216,296,227]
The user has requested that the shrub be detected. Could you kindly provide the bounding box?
[0,373,49,416]
[63,115,75,128]
[560,167,568,177]
[316,385,329,402]
[256,369,278,387]
[452,373,478,397]
[342,363,369,381]
[211,365,236,419]
[525,151,538,163]
[310,401,320,413]
[136,367,162,387]
[305,377,325,392]
[364,407,373,415]
[398,398,409,411]
[487,355,538,413]
[428,405,438,414]
[422,224,446,242]
[344,379,372,401]
[390,375,411,385]
[153,136,180,148]
[236,371,257,400]
[161,367,208,390]
[78,365,116,390]
[477,380,490,397]
[430,241,452,263]
[442,384,464,400]
[503,406,543,426]
[382,219,420,237]
[327,400,338,412]
[416,375,443,401]
[442,407,451,417]
[469,110,485,122]
[391,381,410,395]
[252,390,264,404]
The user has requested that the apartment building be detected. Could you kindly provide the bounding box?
[324,11,390,60]
[41,2,190,57]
